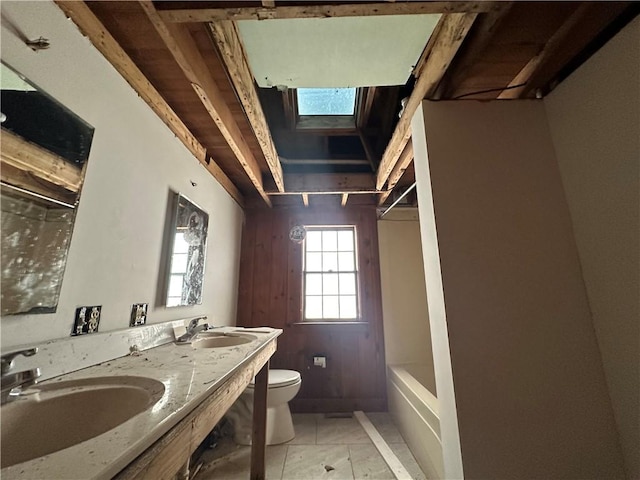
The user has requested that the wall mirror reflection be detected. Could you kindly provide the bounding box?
[1,62,94,315]
[164,193,209,307]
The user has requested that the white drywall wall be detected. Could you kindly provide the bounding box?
[413,99,625,479]
[378,208,436,394]
[0,1,243,348]
[545,17,640,479]
[411,104,463,480]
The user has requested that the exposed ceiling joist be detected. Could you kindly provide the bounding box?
[207,21,284,192]
[273,173,378,195]
[58,1,631,210]
[359,132,378,172]
[1,162,76,207]
[138,0,271,206]
[515,3,632,98]
[434,2,513,98]
[378,139,414,205]
[498,3,591,99]
[376,12,478,190]
[272,190,379,196]
[1,129,82,193]
[54,0,243,207]
[387,138,414,190]
[158,2,498,23]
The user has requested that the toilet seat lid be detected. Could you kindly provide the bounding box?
[251,369,301,388]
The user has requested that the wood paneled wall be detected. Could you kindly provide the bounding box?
[237,205,387,412]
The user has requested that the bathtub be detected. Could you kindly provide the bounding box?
[387,364,444,479]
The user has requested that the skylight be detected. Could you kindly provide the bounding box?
[297,88,356,116]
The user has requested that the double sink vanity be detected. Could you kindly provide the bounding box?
[0,58,272,479]
[0,323,282,480]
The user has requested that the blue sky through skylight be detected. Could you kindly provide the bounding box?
[297,88,356,116]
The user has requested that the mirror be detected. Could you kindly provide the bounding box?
[164,193,209,307]
[0,63,94,315]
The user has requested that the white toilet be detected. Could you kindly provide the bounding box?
[227,369,301,445]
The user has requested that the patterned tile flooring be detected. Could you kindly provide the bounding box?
[195,412,426,480]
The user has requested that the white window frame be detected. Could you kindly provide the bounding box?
[167,231,189,307]
[302,225,359,321]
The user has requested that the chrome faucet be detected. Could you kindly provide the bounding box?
[175,316,209,343]
[1,347,41,404]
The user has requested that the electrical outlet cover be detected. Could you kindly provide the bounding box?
[130,303,148,327]
[72,305,101,336]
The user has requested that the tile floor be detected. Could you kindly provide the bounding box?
[194,412,426,480]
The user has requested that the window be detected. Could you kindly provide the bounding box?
[303,227,358,320]
[296,88,356,116]
[167,232,189,307]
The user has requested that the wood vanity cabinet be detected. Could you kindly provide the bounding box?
[115,339,275,480]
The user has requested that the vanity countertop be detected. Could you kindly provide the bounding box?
[1,326,282,480]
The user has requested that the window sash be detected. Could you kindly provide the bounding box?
[303,226,359,320]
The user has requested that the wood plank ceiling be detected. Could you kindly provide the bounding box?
[55,1,637,209]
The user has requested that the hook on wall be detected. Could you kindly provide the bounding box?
[25,36,50,52]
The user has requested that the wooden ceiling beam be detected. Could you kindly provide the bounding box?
[378,189,393,206]
[387,138,414,190]
[359,131,378,172]
[378,138,414,205]
[433,2,513,98]
[158,2,497,23]
[1,129,83,193]
[271,190,379,196]
[376,12,478,190]
[1,161,77,207]
[272,173,378,194]
[498,4,590,99]
[207,21,284,192]
[54,1,243,207]
[516,3,632,99]
[138,0,271,206]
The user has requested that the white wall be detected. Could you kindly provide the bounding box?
[412,105,463,479]
[378,208,436,395]
[545,17,640,479]
[413,99,625,479]
[0,1,243,348]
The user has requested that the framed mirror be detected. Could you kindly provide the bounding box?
[0,63,94,315]
[163,193,209,307]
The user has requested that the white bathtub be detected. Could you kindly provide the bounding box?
[387,364,444,479]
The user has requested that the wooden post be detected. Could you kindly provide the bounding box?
[250,362,269,480]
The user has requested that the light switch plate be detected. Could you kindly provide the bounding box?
[72,305,101,336]
[130,303,148,327]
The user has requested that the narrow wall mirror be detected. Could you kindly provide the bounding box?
[0,63,94,315]
[164,193,209,307]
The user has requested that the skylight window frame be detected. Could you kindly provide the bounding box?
[283,88,366,132]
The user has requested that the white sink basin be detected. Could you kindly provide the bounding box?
[191,332,257,349]
[1,375,165,468]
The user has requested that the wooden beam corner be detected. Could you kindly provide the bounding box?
[376,12,478,190]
